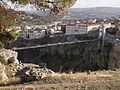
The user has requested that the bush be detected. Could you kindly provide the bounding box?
[0,3,20,31]
[0,30,20,48]
[106,27,117,35]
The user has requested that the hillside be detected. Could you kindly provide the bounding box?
[68,7,120,18]
[26,7,120,20]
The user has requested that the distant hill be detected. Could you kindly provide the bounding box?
[68,7,120,18]
[25,7,120,20]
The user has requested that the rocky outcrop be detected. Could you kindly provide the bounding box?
[25,67,54,80]
[0,48,19,82]
[15,63,55,81]
[0,48,55,84]
[0,63,8,81]
[0,49,19,64]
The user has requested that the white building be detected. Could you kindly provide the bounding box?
[66,24,76,35]
[65,23,100,35]
[75,24,88,34]
[28,30,46,39]
[20,26,46,40]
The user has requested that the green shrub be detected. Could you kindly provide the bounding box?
[106,27,117,35]
[0,30,20,48]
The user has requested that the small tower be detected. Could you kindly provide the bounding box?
[98,23,106,49]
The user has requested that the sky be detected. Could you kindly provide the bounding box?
[6,0,120,11]
[71,0,120,8]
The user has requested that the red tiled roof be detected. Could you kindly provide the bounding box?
[80,23,100,26]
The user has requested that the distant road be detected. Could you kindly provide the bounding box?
[12,39,98,50]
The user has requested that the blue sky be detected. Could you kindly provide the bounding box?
[72,0,120,8]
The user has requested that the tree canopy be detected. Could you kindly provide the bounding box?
[10,0,76,8]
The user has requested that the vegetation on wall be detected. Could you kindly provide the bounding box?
[106,27,117,35]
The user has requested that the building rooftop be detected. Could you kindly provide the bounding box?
[80,22,100,26]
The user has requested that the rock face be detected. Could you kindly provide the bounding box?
[109,45,120,69]
[25,67,54,80]
[17,41,111,72]
[0,48,19,82]
[0,49,19,64]
[0,63,8,81]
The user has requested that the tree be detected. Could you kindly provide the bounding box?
[0,30,20,48]
[0,0,21,47]
[0,1,20,31]
[0,0,76,48]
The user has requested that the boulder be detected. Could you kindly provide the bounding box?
[25,67,55,80]
[16,65,55,81]
[0,49,19,64]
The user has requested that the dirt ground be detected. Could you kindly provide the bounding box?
[1,70,120,90]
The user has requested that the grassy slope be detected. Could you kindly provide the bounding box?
[0,70,120,90]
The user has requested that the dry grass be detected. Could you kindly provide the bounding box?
[1,70,120,90]
[0,77,21,86]
[51,70,120,82]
